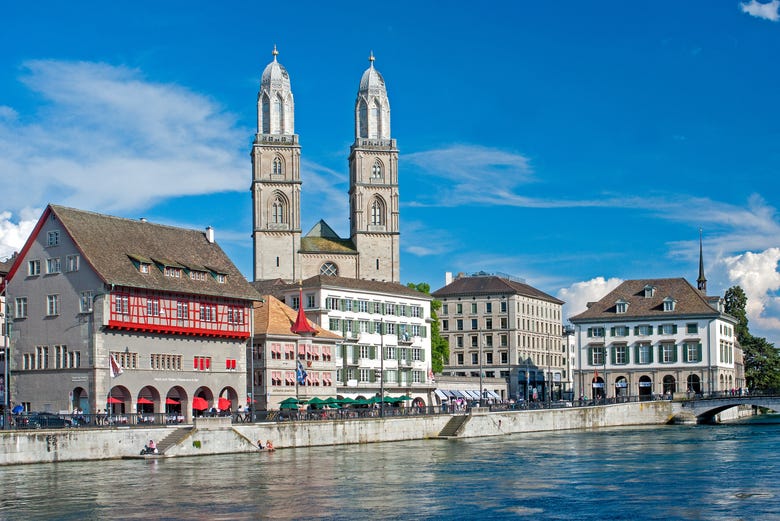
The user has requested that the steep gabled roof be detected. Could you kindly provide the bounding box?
[253,274,431,301]
[300,220,356,254]
[253,295,341,339]
[569,277,722,323]
[9,204,260,301]
[432,275,563,305]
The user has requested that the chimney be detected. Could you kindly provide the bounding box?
[445,272,453,285]
[206,226,215,244]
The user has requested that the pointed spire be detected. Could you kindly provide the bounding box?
[697,228,707,293]
[369,50,375,67]
[290,282,317,335]
[272,44,279,61]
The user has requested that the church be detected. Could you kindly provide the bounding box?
[251,49,400,283]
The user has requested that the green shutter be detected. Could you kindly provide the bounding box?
[610,346,616,364]
[587,328,592,338]
[421,349,426,362]
[672,345,678,363]
[648,325,653,335]
[634,326,639,335]
[672,324,678,334]
[682,344,689,363]
[588,347,594,365]
[610,327,615,336]
[421,325,427,337]
[369,345,376,359]
[648,346,654,363]
[634,344,640,363]
[658,345,664,363]
[697,343,702,362]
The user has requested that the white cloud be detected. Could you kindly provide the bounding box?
[0,208,40,260]
[0,60,246,216]
[724,248,780,337]
[557,277,624,323]
[740,0,780,21]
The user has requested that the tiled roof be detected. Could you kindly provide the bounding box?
[432,275,563,304]
[300,220,356,254]
[253,275,431,300]
[253,295,342,339]
[49,205,261,301]
[569,278,721,323]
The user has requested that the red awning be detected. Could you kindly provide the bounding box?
[218,397,231,411]
[165,398,180,405]
[107,396,123,404]
[192,396,209,410]
[137,397,153,405]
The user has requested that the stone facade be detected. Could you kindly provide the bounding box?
[252,50,400,283]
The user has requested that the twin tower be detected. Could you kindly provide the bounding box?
[251,49,400,283]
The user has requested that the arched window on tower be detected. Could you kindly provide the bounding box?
[358,100,368,139]
[271,194,287,225]
[272,156,284,176]
[370,197,385,227]
[273,96,283,134]
[369,100,381,139]
[262,94,271,134]
[371,160,383,180]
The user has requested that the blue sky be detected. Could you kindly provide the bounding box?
[2,1,780,344]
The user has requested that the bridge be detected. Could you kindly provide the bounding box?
[672,393,780,423]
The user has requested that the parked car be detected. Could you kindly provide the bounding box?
[16,412,72,429]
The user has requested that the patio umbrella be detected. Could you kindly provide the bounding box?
[279,402,298,410]
[165,398,180,405]
[307,397,325,407]
[107,396,123,404]
[279,397,301,406]
[12,405,24,414]
[218,397,232,411]
[337,397,356,405]
[137,397,153,405]
[192,396,209,410]
[397,395,412,401]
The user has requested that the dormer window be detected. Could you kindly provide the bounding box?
[644,285,656,298]
[615,299,628,314]
[190,270,207,281]
[663,297,676,312]
[205,266,227,283]
[139,263,150,274]
[164,266,182,278]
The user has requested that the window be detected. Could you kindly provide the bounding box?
[587,327,605,338]
[273,156,283,175]
[64,254,80,272]
[471,319,478,330]
[663,297,677,312]
[14,297,28,318]
[456,319,463,331]
[193,356,212,371]
[442,320,449,331]
[659,324,677,335]
[271,195,286,224]
[471,303,477,314]
[329,318,340,330]
[500,317,508,329]
[637,343,651,364]
[79,291,93,313]
[485,302,492,313]
[28,259,41,276]
[614,345,628,364]
[215,273,226,284]
[683,342,701,362]
[615,299,628,314]
[290,296,299,309]
[47,230,60,247]
[177,301,189,319]
[371,160,383,179]
[164,266,181,278]
[36,346,49,368]
[457,353,464,365]
[227,307,243,324]
[471,335,478,347]
[471,352,478,364]
[320,262,338,276]
[591,346,605,365]
[442,304,449,315]
[636,325,653,336]
[485,335,493,347]
[486,352,493,364]
[485,318,493,330]
[500,334,508,347]
[199,305,216,322]
[370,198,385,226]
[147,298,160,316]
[139,263,150,274]
[456,303,463,314]
[46,257,61,274]
[662,343,676,363]
[356,300,368,313]
[644,285,656,298]
[190,270,206,281]
[359,345,371,359]
[612,326,629,337]
[306,294,315,308]
[456,336,463,348]
[46,294,60,316]
[500,301,507,313]
[115,295,129,315]
[687,323,698,334]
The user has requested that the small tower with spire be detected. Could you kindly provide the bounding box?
[697,228,707,294]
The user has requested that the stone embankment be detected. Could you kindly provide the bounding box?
[0,401,674,466]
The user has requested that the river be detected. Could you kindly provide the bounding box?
[2,416,779,520]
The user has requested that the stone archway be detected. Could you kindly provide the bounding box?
[662,375,676,395]
[638,375,653,400]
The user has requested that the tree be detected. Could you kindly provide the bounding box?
[407,282,449,373]
[724,285,780,390]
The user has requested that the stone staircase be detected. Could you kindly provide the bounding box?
[155,427,194,454]
[435,415,469,438]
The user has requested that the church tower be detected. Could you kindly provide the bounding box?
[348,53,400,282]
[252,47,302,281]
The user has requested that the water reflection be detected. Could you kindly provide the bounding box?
[1,421,780,520]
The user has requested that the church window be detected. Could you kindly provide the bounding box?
[271,194,286,224]
[359,100,368,138]
[262,94,271,134]
[370,197,385,226]
[371,160,383,179]
[273,96,283,133]
[320,262,338,276]
[272,156,284,176]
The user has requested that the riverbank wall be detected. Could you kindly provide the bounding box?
[0,401,674,466]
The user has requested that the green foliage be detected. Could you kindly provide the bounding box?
[407,282,449,373]
[724,285,780,390]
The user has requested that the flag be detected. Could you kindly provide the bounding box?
[110,354,123,378]
[592,369,599,383]
[296,360,307,385]
[428,369,435,383]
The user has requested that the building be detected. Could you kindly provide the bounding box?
[569,258,741,399]
[253,275,434,406]
[4,205,260,419]
[251,49,400,283]
[1,253,17,411]
[251,295,342,410]
[432,272,567,402]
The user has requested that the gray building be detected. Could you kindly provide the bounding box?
[251,49,400,283]
[5,205,260,420]
[432,272,567,402]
